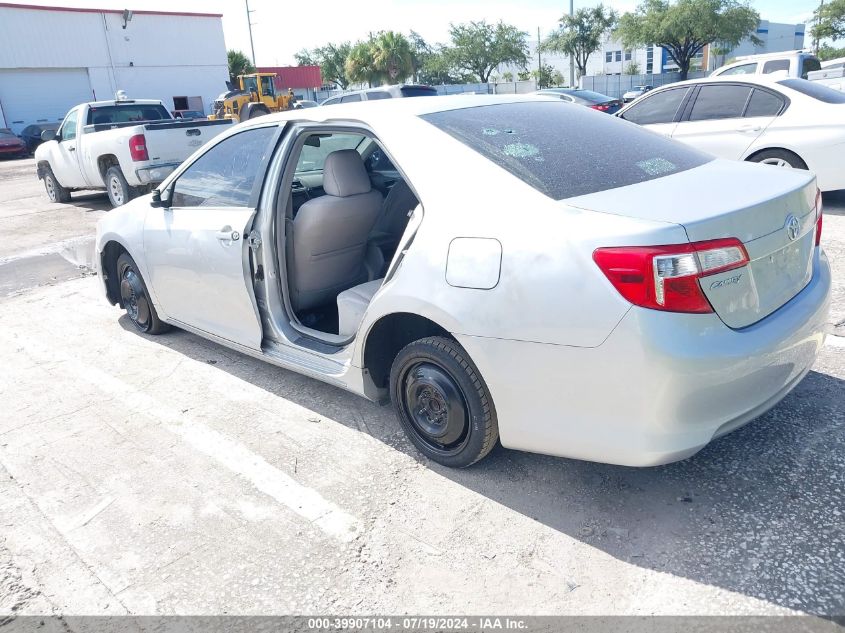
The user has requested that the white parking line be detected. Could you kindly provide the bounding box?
[1,331,361,543]
[825,334,845,348]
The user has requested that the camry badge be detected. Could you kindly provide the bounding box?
[785,214,801,241]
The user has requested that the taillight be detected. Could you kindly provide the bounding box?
[128,133,149,161]
[814,187,823,246]
[590,104,610,111]
[593,238,749,313]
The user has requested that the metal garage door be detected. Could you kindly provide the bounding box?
[0,68,93,134]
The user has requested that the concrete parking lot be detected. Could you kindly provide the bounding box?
[1,157,843,619]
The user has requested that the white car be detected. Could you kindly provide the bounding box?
[95,95,830,468]
[616,75,845,191]
[711,50,821,79]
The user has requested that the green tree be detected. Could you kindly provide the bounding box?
[624,60,642,74]
[551,69,566,86]
[372,31,415,82]
[542,5,618,79]
[227,50,255,84]
[294,43,352,89]
[814,0,845,42]
[818,42,845,60]
[616,0,761,80]
[409,30,432,82]
[448,21,529,82]
[517,70,532,81]
[293,49,317,66]
[531,63,557,88]
[346,38,383,87]
[502,71,514,82]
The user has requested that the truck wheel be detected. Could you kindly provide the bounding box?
[105,166,136,207]
[390,336,499,468]
[116,252,169,334]
[43,166,71,203]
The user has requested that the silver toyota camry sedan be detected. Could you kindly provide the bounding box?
[95,95,830,468]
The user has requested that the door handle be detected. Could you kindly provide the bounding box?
[737,125,762,133]
[68,146,76,152]
[216,227,240,242]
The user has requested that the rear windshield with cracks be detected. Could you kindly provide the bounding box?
[420,101,712,200]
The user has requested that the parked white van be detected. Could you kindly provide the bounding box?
[712,50,821,79]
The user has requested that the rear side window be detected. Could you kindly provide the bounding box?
[620,87,689,124]
[744,89,785,117]
[719,62,757,75]
[171,126,277,207]
[421,102,711,201]
[762,59,790,74]
[801,57,821,78]
[399,86,438,97]
[341,94,362,103]
[688,85,752,121]
[366,91,391,100]
[778,78,845,103]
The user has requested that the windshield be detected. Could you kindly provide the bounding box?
[778,78,845,104]
[421,102,711,200]
[87,104,171,125]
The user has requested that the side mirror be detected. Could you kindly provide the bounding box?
[151,188,170,208]
[41,129,57,142]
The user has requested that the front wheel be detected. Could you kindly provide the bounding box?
[105,166,137,207]
[43,166,71,203]
[116,253,169,334]
[390,336,499,468]
[748,149,807,170]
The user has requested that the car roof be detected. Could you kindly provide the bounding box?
[649,74,792,90]
[86,99,164,108]
[270,94,559,123]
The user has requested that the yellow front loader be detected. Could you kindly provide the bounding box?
[209,73,296,122]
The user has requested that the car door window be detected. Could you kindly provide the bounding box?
[366,91,390,100]
[341,94,362,103]
[620,88,689,125]
[744,89,784,117]
[719,62,757,75]
[762,59,789,74]
[296,133,365,173]
[60,110,78,141]
[171,126,277,207]
[688,85,752,121]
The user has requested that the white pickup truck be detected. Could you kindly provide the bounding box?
[35,97,233,207]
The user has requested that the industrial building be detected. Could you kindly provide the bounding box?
[0,3,229,133]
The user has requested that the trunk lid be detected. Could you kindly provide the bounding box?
[141,119,234,164]
[568,158,819,329]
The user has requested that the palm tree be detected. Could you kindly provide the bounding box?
[372,31,414,83]
[345,40,382,87]
[227,50,255,84]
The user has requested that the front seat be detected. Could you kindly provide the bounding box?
[288,149,383,313]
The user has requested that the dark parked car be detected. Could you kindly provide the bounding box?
[622,85,654,103]
[535,88,623,113]
[19,123,60,154]
[0,128,28,159]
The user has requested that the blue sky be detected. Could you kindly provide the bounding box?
[19,0,823,65]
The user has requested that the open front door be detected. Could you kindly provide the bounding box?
[143,124,281,350]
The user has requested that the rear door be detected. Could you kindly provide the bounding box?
[617,86,691,137]
[143,124,281,349]
[670,84,781,159]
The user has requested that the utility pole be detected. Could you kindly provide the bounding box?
[245,0,256,66]
[537,27,542,88]
[569,0,575,87]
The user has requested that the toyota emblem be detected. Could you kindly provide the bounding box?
[785,214,801,241]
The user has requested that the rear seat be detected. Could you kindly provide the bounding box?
[337,279,383,336]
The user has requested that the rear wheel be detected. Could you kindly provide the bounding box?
[105,166,137,207]
[748,149,807,170]
[116,253,169,334]
[390,336,498,468]
[43,166,70,203]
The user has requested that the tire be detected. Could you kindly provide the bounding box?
[105,166,137,207]
[116,252,169,334]
[42,166,71,203]
[390,336,498,468]
[241,103,269,121]
[748,149,808,170]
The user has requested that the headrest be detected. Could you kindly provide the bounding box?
[323,149,372,197]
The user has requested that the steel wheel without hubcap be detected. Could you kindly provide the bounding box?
[400,361,470,456]
[119,264,152,332]
[45,175,57,201]
[109,175,125,206]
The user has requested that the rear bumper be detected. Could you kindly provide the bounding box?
[134,162,180,185]
[456,249,831,467]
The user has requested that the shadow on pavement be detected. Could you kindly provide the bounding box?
[65,192,111,213]
[120,317,845,616]
[822,190,845,217]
